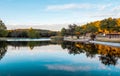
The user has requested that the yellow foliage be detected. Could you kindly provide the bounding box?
[75,43,120,57]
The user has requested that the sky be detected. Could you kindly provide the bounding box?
[0,0,120,31]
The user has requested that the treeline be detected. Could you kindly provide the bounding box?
[7,28,58,38]
[62,41,120,66]
[0,20,58,38]
[1,17,120,38]
[61,17,120,37]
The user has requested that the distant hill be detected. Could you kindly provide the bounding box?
[7,28,58,38]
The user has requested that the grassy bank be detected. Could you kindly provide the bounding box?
[96,38,120,43]
[50,36,63,43]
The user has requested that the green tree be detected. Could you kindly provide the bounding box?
[0,20,7,29]
[68,24,77,38]
[86,23,98,33]
[75,26,83,39]
[61,28,66,36]
[28,28,40,38]
[0,30,8,37]
[100,18,117,38]
[100,17,117,33]
[0,20,8,37]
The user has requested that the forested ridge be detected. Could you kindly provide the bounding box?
[1,17,120,38]
[0,20,58,38]
[61,17,120,37]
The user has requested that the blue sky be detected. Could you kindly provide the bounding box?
[0,0,120,30]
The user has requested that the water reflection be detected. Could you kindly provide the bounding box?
[7,41,56,50]
[0,41,7,60]
[0,41,120,66]
[61,41,120,66]
[61,41,84,55]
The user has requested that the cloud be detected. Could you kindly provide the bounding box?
[91,14,115,18]
[45,64,91,72]
[92,5,120,18]
[46,3,91,10]
[111,6,120,12]
[46,64,112,72]
[46,3,112,11]
[97,4,112,11]
[111,6,120,18]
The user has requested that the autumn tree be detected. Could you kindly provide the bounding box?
[62,17,120,39]
[100,17,117,33]
[86,24,98,33]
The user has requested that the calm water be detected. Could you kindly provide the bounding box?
[0,40,120,76]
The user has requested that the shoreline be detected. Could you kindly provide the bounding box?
[96,37,120,43]
[0,37,120,43]
[0,37,51,41]
[64,36,120,43]
[64,37,120,47]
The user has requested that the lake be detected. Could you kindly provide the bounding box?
[0,40,120,76]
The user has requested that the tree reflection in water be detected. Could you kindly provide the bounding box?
[7,41,55,50]
[0,41,56,61]
[0,41,120,66]
[61,41,84,55]
[99,54,118,66]
[0,41,7,60]
[61,41,120,66]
